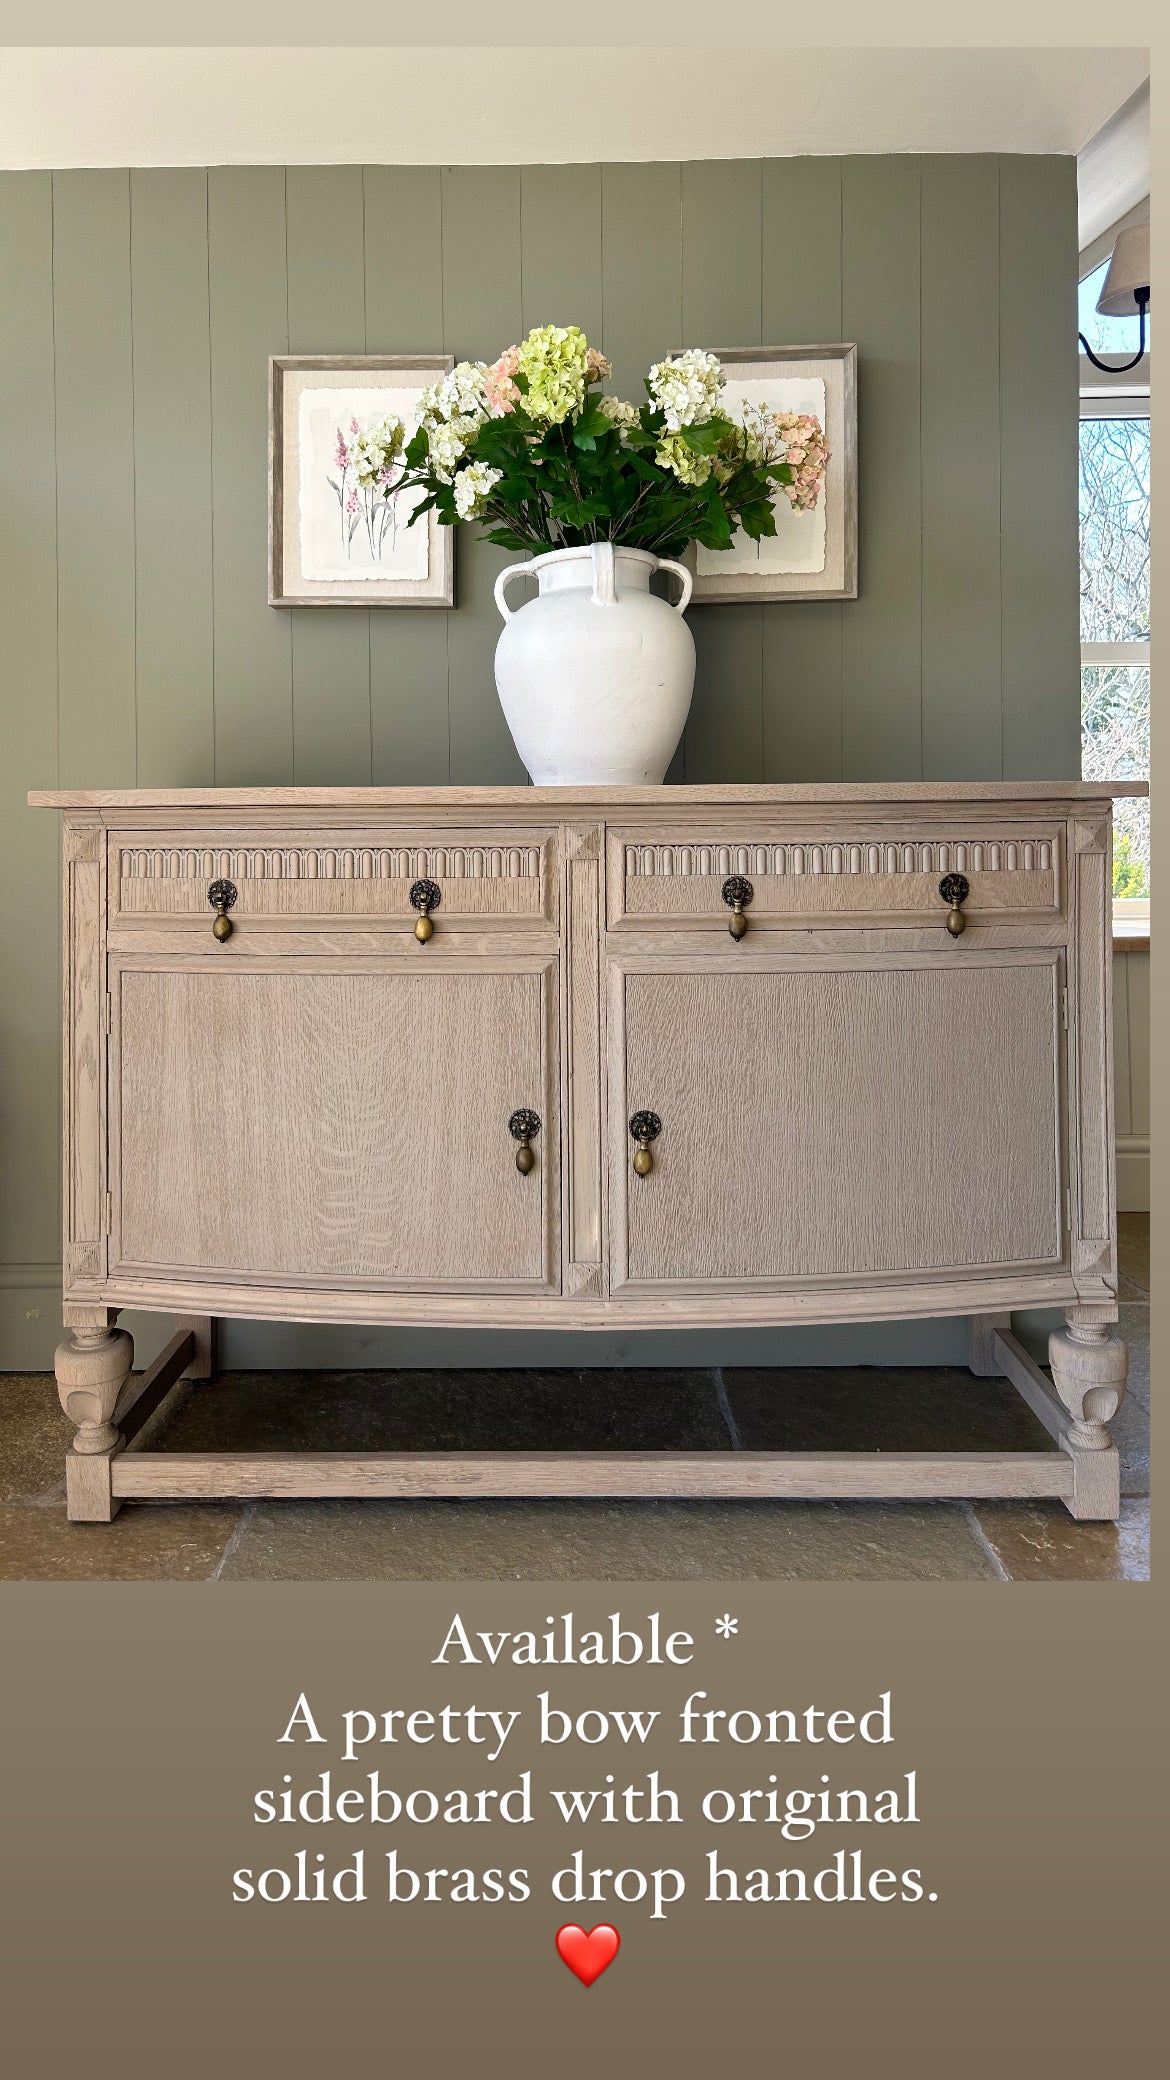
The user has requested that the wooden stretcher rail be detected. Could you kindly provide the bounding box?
[109,1448,1076,1503]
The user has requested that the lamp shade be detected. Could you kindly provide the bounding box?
[1097,223,1151,316]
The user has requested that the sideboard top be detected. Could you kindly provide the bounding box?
[28,781,1146,811]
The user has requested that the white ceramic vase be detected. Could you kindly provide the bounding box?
[492,542,695,785]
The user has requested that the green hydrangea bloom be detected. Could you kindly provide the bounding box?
[516,325,589,425]
[655,431,713,487]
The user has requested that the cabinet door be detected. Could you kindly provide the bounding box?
[111,958,557,1291]
[608,953,1065,1291]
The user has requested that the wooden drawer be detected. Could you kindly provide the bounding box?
[109,828,556,935]
[606,823,1063,933]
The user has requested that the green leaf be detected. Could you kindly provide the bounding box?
[681,419,726,456]
[622,447,663,486]
[549,492,608,528]
[697,482,733,549]
[572,405,611,441]
[738,501,777,541]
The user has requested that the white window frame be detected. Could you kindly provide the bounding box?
[1077,353,1150,938]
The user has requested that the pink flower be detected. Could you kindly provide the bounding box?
[350,416,361,434]
[346,489,359,517]
[484,349,521,417]
[586,347,611,379]
[334,428,350,469]
[771,409,829,512]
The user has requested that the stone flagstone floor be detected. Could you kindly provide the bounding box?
[0,1218,1150,1583]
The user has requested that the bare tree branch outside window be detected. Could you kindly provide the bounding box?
[1079,413,1150,892]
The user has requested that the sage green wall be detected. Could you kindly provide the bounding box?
[0,155,1080,1369]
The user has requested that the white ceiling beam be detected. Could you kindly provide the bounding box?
[1077,78,1150,253]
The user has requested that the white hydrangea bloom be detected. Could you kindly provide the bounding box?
[647,349,724,431]
[349,415,404,487]
[452,462,503,520]
[418,361,494,430]
[427,415,481,485]
[597,397,640,432]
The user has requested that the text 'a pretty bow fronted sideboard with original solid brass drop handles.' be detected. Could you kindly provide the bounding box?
[30,781,1139,1525]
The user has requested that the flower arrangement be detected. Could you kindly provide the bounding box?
[326,410,409,563]
[380,327,828,559]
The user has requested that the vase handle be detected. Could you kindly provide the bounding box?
[591,541,617,605]
[655,556,693,614]
[493,560,539,624]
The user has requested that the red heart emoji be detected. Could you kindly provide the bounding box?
[555,1922,621,1987]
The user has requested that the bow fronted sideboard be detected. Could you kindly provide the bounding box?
[30,783,1136,1523]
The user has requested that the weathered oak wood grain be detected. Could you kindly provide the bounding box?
[39,781,1128,1519]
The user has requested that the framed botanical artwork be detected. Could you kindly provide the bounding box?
[684,343,858,603]
[268,354,455,607]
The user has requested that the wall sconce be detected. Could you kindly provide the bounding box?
[1079,223,1150,374]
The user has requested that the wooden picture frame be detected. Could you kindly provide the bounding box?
[269,353,454,608]
[683,343,858,603]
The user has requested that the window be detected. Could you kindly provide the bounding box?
[1079,265,1150,930]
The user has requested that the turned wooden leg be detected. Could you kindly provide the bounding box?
[55,1323,134,1522]
[1049,1314,1128,1521]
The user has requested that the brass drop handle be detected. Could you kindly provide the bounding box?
[629,1110,662,1177]
[722,874,754,940]
[410,878,442,944]
[208,879,237,941]
[939,873,970,938]
[509,1109,541,1174]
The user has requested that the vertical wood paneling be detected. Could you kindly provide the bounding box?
[0,174,60,1266]
[3,153,1110,1364]
[440,165,524,367]
[521,164,602,341]
[131,169,214,785]
[208,167,292,783]
[364,166,444,350]
[53,171,136,786]
[920,158,1002,780]
[1000,155,1080,779]
[761,157,844,781]
[601,161,685,779]
[841,157,922,780]
[364,166,451,783]
[600,161,682,401]
[286,166,372,784]
[441,167,527,783]
[682,159,763,348]
[682,160,764,782]
[762,158,844,345]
